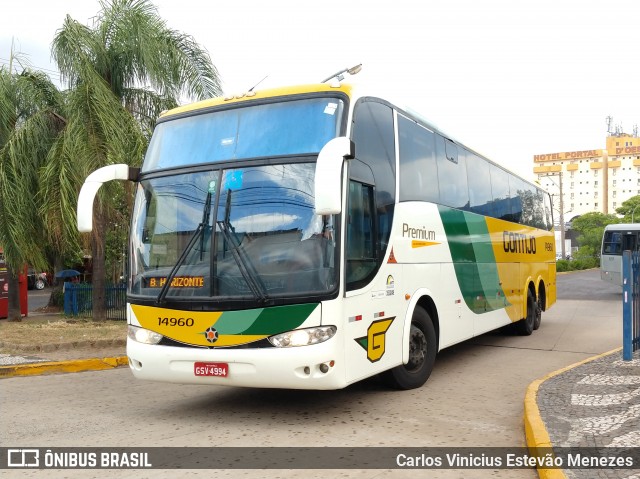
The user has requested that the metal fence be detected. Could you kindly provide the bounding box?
[622,250,640,360]
[63,283,127,321]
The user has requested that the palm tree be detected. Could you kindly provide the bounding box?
[42,0,222,319]
[0,66,66,321]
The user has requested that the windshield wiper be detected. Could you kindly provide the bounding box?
[217,190,268,302]
[156,190,212,305]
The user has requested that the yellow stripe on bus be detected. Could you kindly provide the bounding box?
[411,240,440,248]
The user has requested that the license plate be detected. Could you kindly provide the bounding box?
[194,362,228,377]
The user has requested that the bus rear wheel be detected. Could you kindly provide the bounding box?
[381,306,436,390]
[533,295,542,330]
[516,289,536,336]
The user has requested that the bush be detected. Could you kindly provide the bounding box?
[556,257,599,272]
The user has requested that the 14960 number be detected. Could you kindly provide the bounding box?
[158,317,194,327]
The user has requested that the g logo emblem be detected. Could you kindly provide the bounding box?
[355,317,395,362]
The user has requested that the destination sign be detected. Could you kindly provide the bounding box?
[145,276,205,288]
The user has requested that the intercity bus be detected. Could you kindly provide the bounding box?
[77,76,556,390]
[601,223,640,286]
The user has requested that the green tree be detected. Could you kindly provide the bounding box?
[42,0,221,319]
[570,212,620,260]
[0,66,66,321]
[615,195,640,222]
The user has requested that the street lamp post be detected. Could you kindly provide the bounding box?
[632,204,640,223]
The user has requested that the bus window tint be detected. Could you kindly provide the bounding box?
[544,192,553,230]
[520,182,543,228]
[351,99,396,265]
[466,151,493,217]
[436,136,470,209]
[622,233,637,251]
[143,98,343,171]
[489,164,511,221]
[397,115,439,203]
[508,176,524,223]
[603,231,622,255]
[532,187,547,229]
[346,181,377,290]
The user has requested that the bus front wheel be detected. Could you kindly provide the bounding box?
[381,306,437,390]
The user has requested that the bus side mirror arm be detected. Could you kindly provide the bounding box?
[77,164,139,232]
[314,137,354,215]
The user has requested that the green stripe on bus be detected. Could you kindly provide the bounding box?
[212,309,262,334]
[241,303,319,335]
[438,206,508,314]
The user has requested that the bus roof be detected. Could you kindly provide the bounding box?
[604,223,640,231]
[160,83,354,119]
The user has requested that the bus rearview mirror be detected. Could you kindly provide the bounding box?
[77,164,139,232]
[314,137,354,215]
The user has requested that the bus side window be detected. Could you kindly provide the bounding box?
[397,115,439,204]
[465,150,492,217]
[435,136,470,210]
[604,232,622,255]
[346,180,377,291]
[613,233,622,254]
[508,176,524,224]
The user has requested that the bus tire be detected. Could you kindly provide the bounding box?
[516,290,536,336]
[381,306,436,390]
[533,294,542,330]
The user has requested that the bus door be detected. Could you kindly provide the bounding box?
[622,231,638,252]
[341,99,402,384]
[342,177,403,384]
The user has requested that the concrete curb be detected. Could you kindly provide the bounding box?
[0,355,128,378]
[523,347,622,479]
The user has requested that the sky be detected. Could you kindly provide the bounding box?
[1,0,639,180]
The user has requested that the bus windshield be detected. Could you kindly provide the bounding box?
[130,163,338,304]
[143,97,344,172]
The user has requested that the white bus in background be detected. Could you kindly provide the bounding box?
[601,223,640,286]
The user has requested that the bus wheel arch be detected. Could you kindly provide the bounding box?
[381,293,438,390]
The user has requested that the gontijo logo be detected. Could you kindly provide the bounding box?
[502,231,536,255]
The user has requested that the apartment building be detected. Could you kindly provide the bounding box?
[533,133,640,221]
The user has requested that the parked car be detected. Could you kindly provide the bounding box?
[27,270,48,290]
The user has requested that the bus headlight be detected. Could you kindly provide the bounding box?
[128,325,163,345]
[269,326,336,347]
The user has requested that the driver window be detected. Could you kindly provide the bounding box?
[346,180,377,291]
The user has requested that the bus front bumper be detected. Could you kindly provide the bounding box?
[126,338,346,390]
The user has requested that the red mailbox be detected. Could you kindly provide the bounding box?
[0,258,28,319]
[0,259,7,318]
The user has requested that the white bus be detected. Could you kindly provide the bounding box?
[77,78,556,390]
[601,223,640,286]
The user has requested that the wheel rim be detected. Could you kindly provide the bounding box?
[406,324,427,372]
[534,298,542,329]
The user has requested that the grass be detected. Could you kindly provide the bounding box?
[0,317,127,353]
